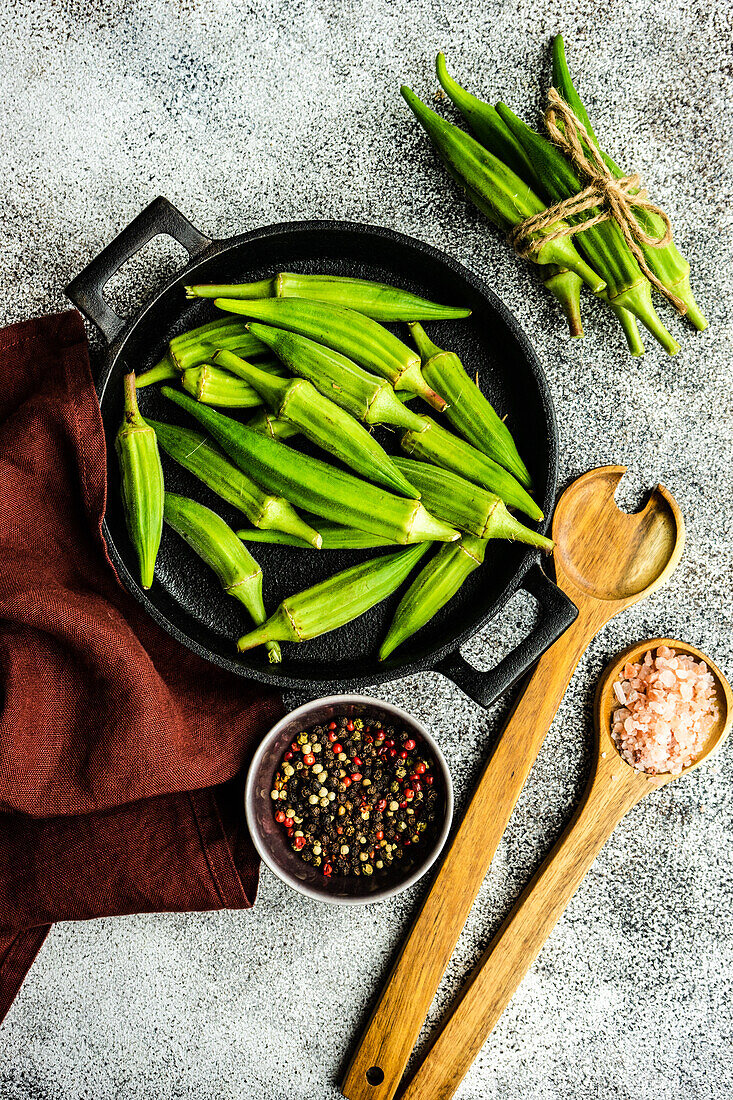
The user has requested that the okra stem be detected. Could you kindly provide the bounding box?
[136,357,178,388]
[542,266,584,338]
[181,364,264,408]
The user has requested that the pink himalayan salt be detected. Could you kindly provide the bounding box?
[610,646,718,775]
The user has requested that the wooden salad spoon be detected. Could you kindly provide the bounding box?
[399,638,732,1100]
[342,466,684,1100]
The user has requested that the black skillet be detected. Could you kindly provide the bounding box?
[66,197,577,708]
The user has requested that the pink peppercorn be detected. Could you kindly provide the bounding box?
[404,739,416,751]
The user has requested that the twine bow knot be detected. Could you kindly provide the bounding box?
[510,87,685,313]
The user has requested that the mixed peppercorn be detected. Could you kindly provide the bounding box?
[270,714,443,877]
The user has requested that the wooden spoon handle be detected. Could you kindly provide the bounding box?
[341,604,606,1100]
[399,764,646,1100]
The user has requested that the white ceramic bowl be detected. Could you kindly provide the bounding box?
[245,695,453,904]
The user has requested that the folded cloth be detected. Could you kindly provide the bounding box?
[0,311,283,1025]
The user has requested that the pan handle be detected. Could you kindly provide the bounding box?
[433,563,578,709]
[65,196,213,344]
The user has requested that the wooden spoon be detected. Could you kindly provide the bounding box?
[399,638,732,1100]
[342,466,684,1100]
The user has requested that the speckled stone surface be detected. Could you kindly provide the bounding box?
[1,1,732,1097]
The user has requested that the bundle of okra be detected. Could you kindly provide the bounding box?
[400,36,707,355]
[118,273,553,664]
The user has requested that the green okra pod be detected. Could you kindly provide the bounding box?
[185,272,471,323]
[409,323,531,487]
[168,319,271,373]
[400,415,543,522]
[162,388,460,545]
[237,523,397,549]
[379,535,487,660]
[541,265,584,338]
[163,492,281,664]
[551,34,707,331]
[181,363,264,408]
[247,323,425,432]
[116,373,164,590]
[236,543,430,653]
[214,350,419,499]
[393,458,553,548]
[147,419,322,548]
[400,86,606,294]
[496,102,680,355]
[212,296,448,412]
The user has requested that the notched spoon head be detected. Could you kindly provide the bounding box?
[596,637,732,786]
[552,466,685,604]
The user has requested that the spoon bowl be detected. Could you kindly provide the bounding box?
[553,466,684,603]
[595,637,732,791]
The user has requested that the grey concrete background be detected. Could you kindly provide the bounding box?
[1,0,732,1097]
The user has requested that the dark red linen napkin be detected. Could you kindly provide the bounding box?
[0,310,283,1024]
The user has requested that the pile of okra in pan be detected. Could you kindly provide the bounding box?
[116,272,552,665]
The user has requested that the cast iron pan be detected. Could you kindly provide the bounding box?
[66,197,577,707]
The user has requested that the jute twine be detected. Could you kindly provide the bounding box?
[509,87,686,313]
